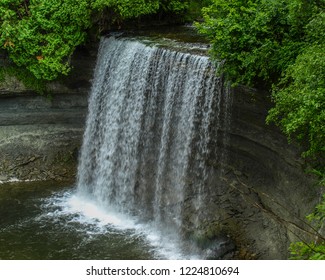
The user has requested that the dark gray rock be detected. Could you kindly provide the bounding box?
[198,85,320,259]
[0,46,95,182]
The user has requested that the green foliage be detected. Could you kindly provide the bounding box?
[92,0,190,19]
[197,0,325,160]
[92,0,161,19]
[196,0,319,86]
[290,193,325,260]
[267,43,325,158]
[307,193,325,227]
[266,10,325,159]
[164,0,197,13]
[0,0,92,80]
[184,0,213,21]
[1,0,203,82]
[290,241,325,260]
[0,65,47,93]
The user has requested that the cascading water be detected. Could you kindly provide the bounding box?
[76,36,231,258]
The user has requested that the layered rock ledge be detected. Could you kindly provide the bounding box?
[0,47,95,182]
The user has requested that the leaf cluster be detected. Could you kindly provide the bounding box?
[91,0,190,19]
[267,8,325,159]
[196,0,315,86]
[1,0,202,83]
[92,0,160,19]
[197,0,325,160]
[0,65,47,93]
[0,0,92,80]
[289,194,325,260]
[290,241,325,260]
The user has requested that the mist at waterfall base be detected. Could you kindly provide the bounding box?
[0,36,231,260]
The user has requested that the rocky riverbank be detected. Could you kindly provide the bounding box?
[0,46,95,183]
[0,93,87,183]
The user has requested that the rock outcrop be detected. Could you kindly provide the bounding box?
[198,85,319,259]
[0,46,95,182]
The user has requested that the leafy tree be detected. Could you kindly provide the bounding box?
[196,0,324,159]
[267,44,325,159]
[91,0,191,19]
[290,193,325,260]
[266,8,325,160]
[92,0,161,19]
[196,0,319,86]
[1,0,202,82]
[0,0,92,80]
[290,242,325,260]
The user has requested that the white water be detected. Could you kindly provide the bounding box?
[74,36,230,258]
[37,190,186,259]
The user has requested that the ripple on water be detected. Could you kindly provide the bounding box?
[0,183,189,259]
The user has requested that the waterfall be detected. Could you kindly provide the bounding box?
[76,36,231,257]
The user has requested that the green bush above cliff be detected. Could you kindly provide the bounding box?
[0,0,92,80]
[92,0,189,19]
[267,10,325,163]
[196,0,325,161]
[92,0,161,19]
[0,0,204,82]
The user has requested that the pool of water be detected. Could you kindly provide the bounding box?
[0,181,184,260]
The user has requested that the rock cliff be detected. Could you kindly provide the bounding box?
[0,46,95,182]
[199,85,318,259]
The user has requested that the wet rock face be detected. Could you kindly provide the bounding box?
[0,46,94,182]
[0,125,83,182]
[199,85,319,259]
[0,93,88,182]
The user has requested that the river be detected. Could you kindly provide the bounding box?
[0,181,188,259]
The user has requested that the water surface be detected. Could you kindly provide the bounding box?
[0,181,176,260]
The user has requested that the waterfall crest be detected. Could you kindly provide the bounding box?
[77,36,231,256]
